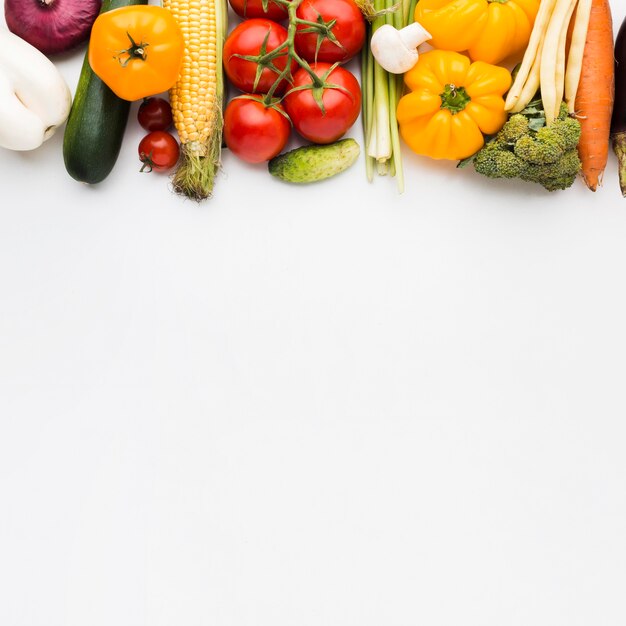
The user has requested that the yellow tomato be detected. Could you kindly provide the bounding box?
[89,5,185,101]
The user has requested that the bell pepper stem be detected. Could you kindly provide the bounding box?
[440,83,470,114]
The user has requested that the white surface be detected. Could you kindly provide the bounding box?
[2,2,626,625]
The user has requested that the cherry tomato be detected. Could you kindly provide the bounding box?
[138,131,180,172]
[228,0,288,20]
[224,96,291,163]
[223,19,296,95]
[294,0,366,63]
[137,97,173,131]
[283,63,361,144]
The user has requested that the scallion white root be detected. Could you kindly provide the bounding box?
[361,0,419,192]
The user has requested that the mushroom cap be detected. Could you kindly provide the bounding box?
[370,23,431,74]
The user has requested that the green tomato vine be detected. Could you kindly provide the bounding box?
[229,0,368,111]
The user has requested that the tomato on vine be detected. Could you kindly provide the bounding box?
[283,63,361,144]
[294,0,366,63]
[228,0,288,21]
[223,19,296,95]
[224,96,291,163]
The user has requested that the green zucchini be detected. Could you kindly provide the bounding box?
[63,0,147,184]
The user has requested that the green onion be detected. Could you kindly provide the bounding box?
[361,0,419,193]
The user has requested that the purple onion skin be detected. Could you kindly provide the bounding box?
[5,0,102,56]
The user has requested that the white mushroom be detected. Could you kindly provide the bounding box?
[370,22,432,74]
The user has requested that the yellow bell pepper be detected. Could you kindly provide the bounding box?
[414,0,540,66]
[396,50,511,160]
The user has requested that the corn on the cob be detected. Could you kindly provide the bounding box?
[164,0,227,201]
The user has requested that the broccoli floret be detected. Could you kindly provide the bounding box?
[521,149,582,192]
[474,142,526,179]
[515,116,582,165]
[470,99,582,192]
[554,116,582,152]
[495,114,529,145]
[514,127,566,164]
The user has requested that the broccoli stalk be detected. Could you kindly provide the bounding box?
[469,100,582,192]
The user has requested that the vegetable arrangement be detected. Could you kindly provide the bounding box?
[63,0,148,185]
[220,0,364,179]
[1,0,625,199]
[503,0,614,190]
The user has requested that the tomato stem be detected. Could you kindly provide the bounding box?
[139,150,154,173]
[114,31,149,67]
[236,0,347,110]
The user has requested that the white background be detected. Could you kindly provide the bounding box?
[2,1,626,625]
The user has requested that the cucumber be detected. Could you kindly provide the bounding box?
[268,139,360,184]
[63,0,147,184]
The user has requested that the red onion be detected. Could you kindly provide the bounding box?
[4,0,102,56]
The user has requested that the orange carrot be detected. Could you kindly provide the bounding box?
[575,0,614,191]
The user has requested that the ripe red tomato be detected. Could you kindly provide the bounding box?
[137,97,173,131]
[294,0,366,63]
[228,0,288,20]
[224,96,291,163]
[138,131,180,172]
[283,63,361,144]
[223,19,296,95]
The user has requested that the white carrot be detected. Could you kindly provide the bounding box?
[511,42,544,112]
[540,0,577,125]
[564,0,593,113]
[554,0,578,120]
[506,0,558,111]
